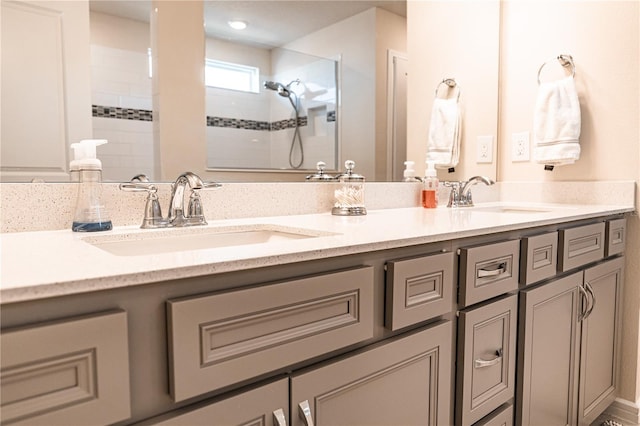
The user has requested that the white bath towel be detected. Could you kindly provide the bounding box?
[426,97,461,168]
[533,76,581,166]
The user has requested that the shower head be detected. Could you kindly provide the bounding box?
[263,80,291,97]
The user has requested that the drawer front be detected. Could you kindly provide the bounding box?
[385,251,454,330]
[0,311,131,425]
[520,232,558,286]
[459,240,520,307]
[143,378,289,426]
[474,403,514,426]
[558,222,605,272]
[291,320,453,426]
[167,266,375,402]
[456,294,517,426]
[606,218,626,257]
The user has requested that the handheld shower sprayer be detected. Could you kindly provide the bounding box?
[263,79,300,98]
[263,78,304,169]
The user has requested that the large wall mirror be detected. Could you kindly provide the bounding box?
[0,0,498,183]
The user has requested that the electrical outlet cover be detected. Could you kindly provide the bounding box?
[511,131,530,162]
[476,135,494,164]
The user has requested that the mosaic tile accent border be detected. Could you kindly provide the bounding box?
[92,105,153,121]
[206,116,271,130]
[92,104,335,130]
[207,115,313,131]
[269,116,308,131]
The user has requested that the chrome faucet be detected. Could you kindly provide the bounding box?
[120,172,220,228]
[168,172,206,226]
[446,176,495,207]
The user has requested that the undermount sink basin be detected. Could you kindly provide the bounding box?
[472,206,554,214]
[82,224,336,256]
[470,203,577,214]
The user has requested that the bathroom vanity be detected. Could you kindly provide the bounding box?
[0,203,631,426]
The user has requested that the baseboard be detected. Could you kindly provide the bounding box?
[605,398,640,424]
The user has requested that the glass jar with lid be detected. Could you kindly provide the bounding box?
[332,160,366,216]
[305,161,336,182]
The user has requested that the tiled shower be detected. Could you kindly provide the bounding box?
[90,17,338,181]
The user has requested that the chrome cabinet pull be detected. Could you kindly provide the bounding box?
[584,281,596,319]
[273,408,287,426]
[578,284,589,321]
[298,400,314,426]
[477,262,507,278]
[474,348,503,368]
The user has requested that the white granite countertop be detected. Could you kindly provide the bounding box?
[1,202,633,304]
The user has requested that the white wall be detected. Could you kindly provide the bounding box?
[498,1,640,404]
[498,1,639,183]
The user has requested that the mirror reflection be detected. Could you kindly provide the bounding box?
[1,0,498,183]
[205,46,338,171]
[1,0,409,182]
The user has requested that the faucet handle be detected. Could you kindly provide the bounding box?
[119,182,168,228]
[200,181,222,189]
[141,187,169,229]
[187,190,207,226]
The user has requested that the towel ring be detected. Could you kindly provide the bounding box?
[435,78,461,101]
[537,54,576,84]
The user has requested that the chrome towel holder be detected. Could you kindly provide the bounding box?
[537,54,576,84]
[435,78,461,101]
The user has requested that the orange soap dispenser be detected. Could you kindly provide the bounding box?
[421,161,439,208]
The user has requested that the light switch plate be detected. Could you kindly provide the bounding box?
[512,131,530,162]
[476,135,494,164]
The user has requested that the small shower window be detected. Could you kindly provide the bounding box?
[205,59,259,93]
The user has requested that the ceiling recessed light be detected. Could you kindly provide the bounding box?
[228,20,248,30]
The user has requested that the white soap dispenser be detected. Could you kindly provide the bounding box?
[402,161,421,182]
[70,139,112,232]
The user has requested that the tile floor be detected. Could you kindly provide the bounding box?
[592,413,639,426]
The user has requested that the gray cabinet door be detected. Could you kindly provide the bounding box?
[516,272,583,426]
[456,294,517,426]
[290,321,453,426]
[144,378,289,426]
[578,257,623,426]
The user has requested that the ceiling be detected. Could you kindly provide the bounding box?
[89,0,406,48]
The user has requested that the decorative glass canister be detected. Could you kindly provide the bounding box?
[305,161,336,182]
[332,160,367,216]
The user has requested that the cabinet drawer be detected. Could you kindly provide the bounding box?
[0,311,131,425]
[606,218,626,257]
[456,294,517,426]
[385,251,454,330]
[167,266,374,402]
[140,378,289,426]
[459,240,520,307]
[558,222,605,272]
[291,321,453,426]
[474,403,514,426]
[520,232,558,286]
